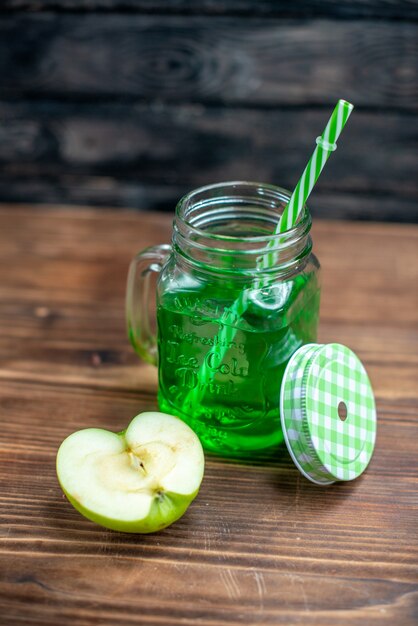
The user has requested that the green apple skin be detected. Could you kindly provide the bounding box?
[60,484,200,534]
[56,412,205,534]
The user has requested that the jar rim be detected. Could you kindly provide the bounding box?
[175,180,310,245]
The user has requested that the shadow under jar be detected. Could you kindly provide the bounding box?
[127,182,321,458]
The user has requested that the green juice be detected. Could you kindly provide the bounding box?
[157,272,320,457]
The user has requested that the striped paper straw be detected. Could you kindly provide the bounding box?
[186,100,353,410]
[259,99,353,271]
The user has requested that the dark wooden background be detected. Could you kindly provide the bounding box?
[0,1,417,221]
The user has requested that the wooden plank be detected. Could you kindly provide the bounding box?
[0,104,416,214]
[2,0,418,21]
[0,207,417,624]
[0,176,186,213]
[0,179,417,223]
[0,207,417,398]
[0,15,417,109]
[2,560,417,626]
[0,382,417,625]
[0,326,417,402]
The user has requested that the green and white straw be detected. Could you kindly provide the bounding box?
[259,99,353,272]
[186,99,354,407]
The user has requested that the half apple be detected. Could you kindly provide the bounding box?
[56,411,205,533]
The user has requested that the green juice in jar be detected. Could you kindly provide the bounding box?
[157,272,320,457]
[126,182,322,457]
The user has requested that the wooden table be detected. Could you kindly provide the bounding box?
[1,206,417,625]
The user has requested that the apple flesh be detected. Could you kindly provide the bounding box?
[56,412,205,533]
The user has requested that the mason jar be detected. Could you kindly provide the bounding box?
[126,181,321,457]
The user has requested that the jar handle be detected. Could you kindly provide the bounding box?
[126,244,171,366]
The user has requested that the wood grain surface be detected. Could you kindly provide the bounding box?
[0,206,417,625]
[0,9,417,220]
[2,0,417,20]
[0,101,417,221]
[2,15,417,109]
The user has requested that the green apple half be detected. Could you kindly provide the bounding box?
[56,411,205,533]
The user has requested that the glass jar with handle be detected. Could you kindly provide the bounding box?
[126,181,321,457]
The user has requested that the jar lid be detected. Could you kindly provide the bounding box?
[280,343,376,485]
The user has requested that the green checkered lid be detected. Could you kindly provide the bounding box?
[280,343,376,485]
